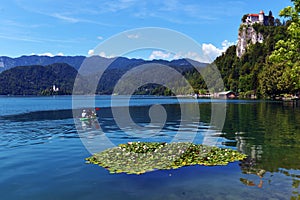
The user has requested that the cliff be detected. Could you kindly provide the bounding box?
[214,10,288,97]
[236,25,264,58]
[236,10,274,58]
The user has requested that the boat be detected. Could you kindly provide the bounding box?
[79,116,97,121]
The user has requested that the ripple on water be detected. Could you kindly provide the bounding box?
[0,118,78,148]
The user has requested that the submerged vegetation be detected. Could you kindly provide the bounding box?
[86,142,247,175]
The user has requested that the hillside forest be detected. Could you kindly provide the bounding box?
[213,0,300,98]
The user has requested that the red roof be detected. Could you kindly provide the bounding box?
[249,14,259,17]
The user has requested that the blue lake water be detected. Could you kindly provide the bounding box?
[0,96,299,200]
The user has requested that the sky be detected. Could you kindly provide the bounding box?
[0,0,293,62]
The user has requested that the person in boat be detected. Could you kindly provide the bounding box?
[86,109,91,118]
[82,109,97,119]
[90,110,96,118]
[86,109,94,118]
[81,109,87,118]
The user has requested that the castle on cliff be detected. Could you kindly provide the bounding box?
[236,10,274,57]
[244,10,274,26]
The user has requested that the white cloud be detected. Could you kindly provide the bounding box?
[202,40,235,60]
[88,39,235,63]
[147,40,235,63]
[99,51,115,58]
[42,53,54,57]
[149,50,172,60]
[148,50,209,63]
[202,43,222,60]
[173,51,209,63]
[88,50,115,58]
[221,40,235,50]
[32,52,65,57]
[88,49,94,56]
[97,36,103,40]
[51,13,79,23]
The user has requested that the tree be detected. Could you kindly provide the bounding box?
[275,18,282,26]
[242,14,248,23]
[268,0,300,95]
[259,62,290,96]
[268,10,275,26]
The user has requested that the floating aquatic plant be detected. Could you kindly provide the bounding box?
[85,142,247,175]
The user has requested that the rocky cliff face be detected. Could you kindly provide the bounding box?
[236,25,264,58]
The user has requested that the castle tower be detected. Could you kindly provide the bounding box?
[258,10,264,24]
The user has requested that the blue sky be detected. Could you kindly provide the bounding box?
[0,0,292,61]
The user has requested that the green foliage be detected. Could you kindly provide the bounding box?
[252,23,266,34]
[214,1,300,97]
[85,142,247,175]
[242,14,248,23]
[264,0,300,96]
[259,62,289,96]
[0,63,77,95]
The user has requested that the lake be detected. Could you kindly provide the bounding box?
[0,96,299,200]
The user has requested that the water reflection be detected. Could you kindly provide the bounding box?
[76,104,211,148]
[222,101,300,198]
[78,118,100,130]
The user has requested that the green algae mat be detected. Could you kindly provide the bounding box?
[86,142,247,175]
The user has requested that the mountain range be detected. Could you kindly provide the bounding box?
[0,55,85,73]
[0,55,208,95]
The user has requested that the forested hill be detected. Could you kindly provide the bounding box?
[0,63,78,95]
[214,0,300,98]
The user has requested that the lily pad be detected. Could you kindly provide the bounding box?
[85,142,247,175]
